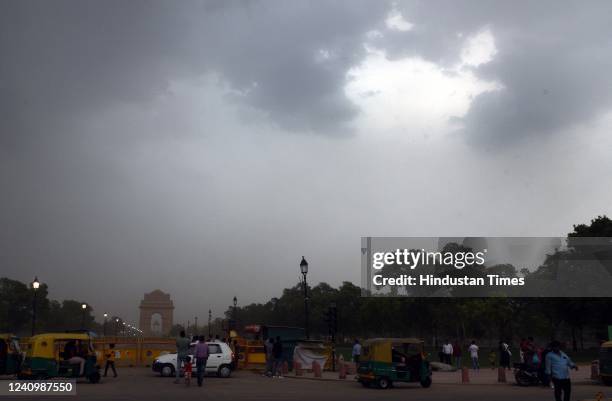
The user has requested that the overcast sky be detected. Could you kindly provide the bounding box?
[1,0,612,325]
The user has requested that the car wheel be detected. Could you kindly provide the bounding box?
[420,376,432,388]
[377,377,390,389]
[218,365,232,378]
[161,364,175,377]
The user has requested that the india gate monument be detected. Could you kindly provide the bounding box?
[139,289,174,336]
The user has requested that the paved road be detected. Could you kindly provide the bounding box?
[2,369,608,401]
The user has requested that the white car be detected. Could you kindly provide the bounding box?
[152,342,234,378]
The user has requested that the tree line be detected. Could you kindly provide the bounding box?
[220,216,612,350]
[2,216,611,351]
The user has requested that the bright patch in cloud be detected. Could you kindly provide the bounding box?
[461,28,498,67]
[385,9,414,32]
[345,48,501,136]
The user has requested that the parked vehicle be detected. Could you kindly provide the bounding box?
[513,362,549,386]
[357,338,432,389]
[152,341,233,378]
[600,341,612,386]
[0,334,24,376]
[18,332,101,383]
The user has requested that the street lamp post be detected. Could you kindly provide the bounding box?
[208,309,212,338]
[103,313,108,337]
[81,303,87,330]
[31,277,40,336]
[300,256,309,339]
[115,318,119,336]
[230,296,238,338]
[233,296,237,321]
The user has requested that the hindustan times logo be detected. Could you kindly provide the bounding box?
[372,248,487,270]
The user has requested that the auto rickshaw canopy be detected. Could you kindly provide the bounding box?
[28,333,94,359]
[362,338,424,363]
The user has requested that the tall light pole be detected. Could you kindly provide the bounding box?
[208,309,212,338]
[81,303,87,330]
[31,277,40,336]
[232,296,238,337]
[300,256,309,339]
[115,318,119,336]
[103,313,108,337]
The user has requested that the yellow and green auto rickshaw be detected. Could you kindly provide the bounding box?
[0,334,24,376]
[600,341,612,386]
[357,338,432,389]
[19,332,101,383]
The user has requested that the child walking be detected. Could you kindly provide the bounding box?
[184,356,193,386]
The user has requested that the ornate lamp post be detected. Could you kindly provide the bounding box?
[300,256,309,339]
[103,313,108,336]
[81,303,87,330]
[31,277,40,336]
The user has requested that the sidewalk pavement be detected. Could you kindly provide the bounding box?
[284,365,595,385]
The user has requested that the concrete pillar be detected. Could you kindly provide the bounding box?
[462,367,470,383]
[497,367,506,383]
[312,361,322,378]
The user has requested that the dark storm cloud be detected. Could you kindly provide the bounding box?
[2,0,612,322]
[3,1,612,145]
[0,0,389,139]
[384,0,612,145]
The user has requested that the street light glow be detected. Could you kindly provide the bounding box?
[32,276,40,290]
[81,303,87,309]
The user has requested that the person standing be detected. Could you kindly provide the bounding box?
[175,330,191,384]
[103,343,118,378]
[272,336,284,378]
[232,340,240,370]
[264,338,274,377]
[545,341,577,401]
[468,340,479,370]
[442,340,453,365]
[499,340,512,370]
[194,336,209,387]
[352,339,362,365]
[453,340,462,370]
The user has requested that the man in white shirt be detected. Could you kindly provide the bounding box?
[352,339,362,364]
[442,340,453,365]
[468,340,479,370]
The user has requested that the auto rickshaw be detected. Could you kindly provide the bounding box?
[357,338,432,389]
[0,333,24,376]
[600,341,612,386]
[19,332,101,383]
